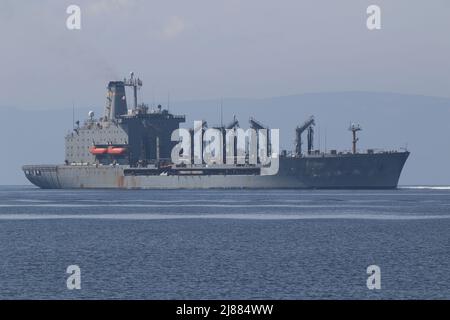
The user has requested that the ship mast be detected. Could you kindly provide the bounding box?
[124,72,142,109]
[349,123,362,154]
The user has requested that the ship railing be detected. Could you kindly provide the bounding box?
[175,163,262,168]
[286,148,405,158]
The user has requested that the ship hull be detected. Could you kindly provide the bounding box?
[22,152,409,189]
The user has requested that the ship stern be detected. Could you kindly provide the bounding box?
[22,165,62,189]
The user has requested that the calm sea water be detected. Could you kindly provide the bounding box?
[0,186,449,299]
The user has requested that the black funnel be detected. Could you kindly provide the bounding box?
[107,81,127,119]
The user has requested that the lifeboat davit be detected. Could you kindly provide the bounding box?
[107,146,127,155]
[89,146,108,155]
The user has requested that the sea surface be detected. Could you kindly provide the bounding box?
[0,185,449,299]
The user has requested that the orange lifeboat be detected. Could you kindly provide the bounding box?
[89,146,108,155]
[107,146,127,155]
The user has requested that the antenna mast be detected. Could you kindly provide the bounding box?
[349,123,362,154]
[72,102,75,130]
[124,72,142,109]
[220,98,223,128]
[167,92,170,111]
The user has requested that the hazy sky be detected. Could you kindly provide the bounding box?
[1,0,449,110]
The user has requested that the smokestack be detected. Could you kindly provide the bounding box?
[106,81,127,119]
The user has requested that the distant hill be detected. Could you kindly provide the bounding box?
[2,92,450,185]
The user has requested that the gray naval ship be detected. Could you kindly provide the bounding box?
[23,74,409,189]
